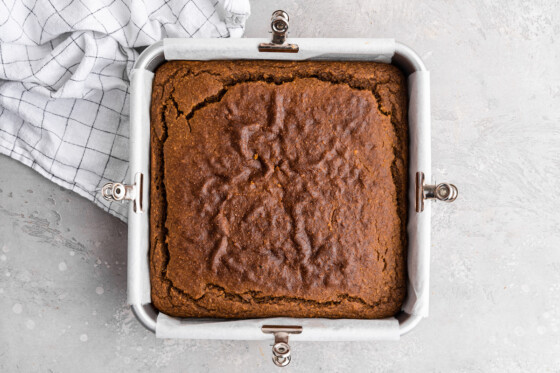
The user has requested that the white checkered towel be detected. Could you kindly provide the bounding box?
[0,0,250,221]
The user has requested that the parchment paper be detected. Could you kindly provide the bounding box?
[164,38,395,62]
[127,68,153,306]
[403,71,431,317]
[156,314,400,341]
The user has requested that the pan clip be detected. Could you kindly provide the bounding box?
[101,172,144,213]
[258,10,299,53]
[416,171,458,213]
[261,325,302,367]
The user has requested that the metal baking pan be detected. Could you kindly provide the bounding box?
[102,11,457,367]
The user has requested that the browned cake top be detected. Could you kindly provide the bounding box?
[150,60,408,318]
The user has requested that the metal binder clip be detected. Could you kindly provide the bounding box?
[261,325,303,367]
[416,171,458,212]
[101,172,144,213]
[258,10,299,53]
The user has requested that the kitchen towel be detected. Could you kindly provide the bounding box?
[0,0,250,221]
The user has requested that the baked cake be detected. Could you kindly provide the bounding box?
[149,60,408,319]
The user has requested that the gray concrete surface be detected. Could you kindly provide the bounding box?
[1,1,560,371]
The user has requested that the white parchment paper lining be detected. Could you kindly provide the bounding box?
[127,38,431,340]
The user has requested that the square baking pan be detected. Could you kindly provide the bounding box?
[101,11,457,366]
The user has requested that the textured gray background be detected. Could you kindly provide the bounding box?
[1,1,559,372]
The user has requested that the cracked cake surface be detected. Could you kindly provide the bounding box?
[150,60,408,319]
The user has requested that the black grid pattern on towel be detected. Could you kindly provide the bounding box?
[0,0,248,221]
